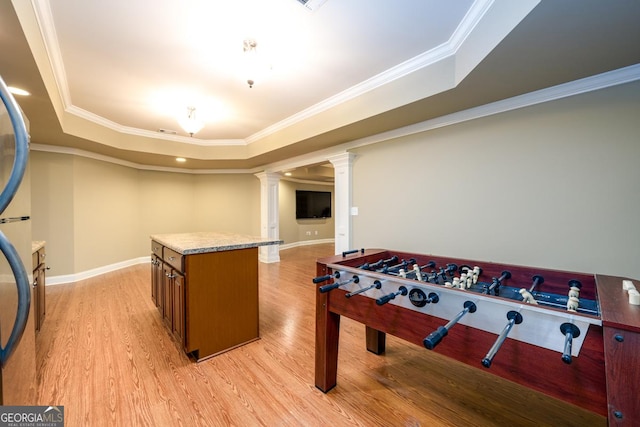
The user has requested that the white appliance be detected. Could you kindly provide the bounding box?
[0,75,36,404]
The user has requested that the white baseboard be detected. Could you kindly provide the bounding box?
[46,256,150,286]
[279,238,334,251]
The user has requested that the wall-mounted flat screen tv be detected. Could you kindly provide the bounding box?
[296,190,332,219]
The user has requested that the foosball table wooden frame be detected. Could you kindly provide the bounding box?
[314,249,640,426]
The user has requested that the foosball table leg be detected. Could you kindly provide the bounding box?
[366,326,386,355]
[315,304,341,392]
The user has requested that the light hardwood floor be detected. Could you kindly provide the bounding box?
[36,244,605,426]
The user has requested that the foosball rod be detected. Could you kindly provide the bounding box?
[519,275,544,304]
[399,260,436,277]
[529,274,544,292]
[422,263,458,284]
[392,261,437,279]
[485,270,511,294]
[345,279,382,298]
[481,310,523,368]
[382,258,417,274]
[423,301,477,350]
[357,255,399,270]
[560,323,581,364]
[319,275,359,293]
[376,286,408,305]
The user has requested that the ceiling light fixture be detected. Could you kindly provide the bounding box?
[178,106,204,137]
[176,157,186,163]
[243,39,258,88]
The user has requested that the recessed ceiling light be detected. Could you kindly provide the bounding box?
[176,157,186,163]
[284,172,292,176]
[8,86,30,96]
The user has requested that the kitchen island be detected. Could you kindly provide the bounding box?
[150,232,282,361]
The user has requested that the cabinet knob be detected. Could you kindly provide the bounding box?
[168,256,175,261]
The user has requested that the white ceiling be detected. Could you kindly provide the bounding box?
[2,0,640,173]
[49,0,474,140]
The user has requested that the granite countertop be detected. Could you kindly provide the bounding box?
[32,240,45,253]
[150,232,282,255]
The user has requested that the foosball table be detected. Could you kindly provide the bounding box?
[314,249,640,425]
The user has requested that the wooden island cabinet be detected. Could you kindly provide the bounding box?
[150,232,281,361]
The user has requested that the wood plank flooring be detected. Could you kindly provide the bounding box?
[35,244,606,426]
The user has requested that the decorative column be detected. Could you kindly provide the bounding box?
[255,172,281,263]
[328,152,355,255]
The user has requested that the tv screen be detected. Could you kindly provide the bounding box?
[296,190,332,219]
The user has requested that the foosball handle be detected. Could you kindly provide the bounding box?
[319,282,341,293]
[313,271,340,284]
[423,301,477,350]
[423,326,448,350]
[375,286,407,305]
[342,248,364,257]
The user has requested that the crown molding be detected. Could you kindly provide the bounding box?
[30,143,261,175]
[66,105,245,146]
[337,63,640,153]
[32,64,640,176]
[31,0,71,108]
[280,177,334,186]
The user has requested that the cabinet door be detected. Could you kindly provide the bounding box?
[162,263,173,328]
[150,255,158,304]
[36,265,45,329]
[32,266,45,332]
[172,271,185,344]
[151,255,163,309]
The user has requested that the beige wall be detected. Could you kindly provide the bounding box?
[279,180,334,245]
[73,156,141,272]
[30,153,261,276]
[137,170,196,255]
[192,174,260,235]
[351,81,640,278]
[30,152,75,274]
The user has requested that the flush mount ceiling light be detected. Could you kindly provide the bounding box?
[178,106,204,137]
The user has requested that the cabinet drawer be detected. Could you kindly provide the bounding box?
[151,241,163,257]
[163,247,184,272]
